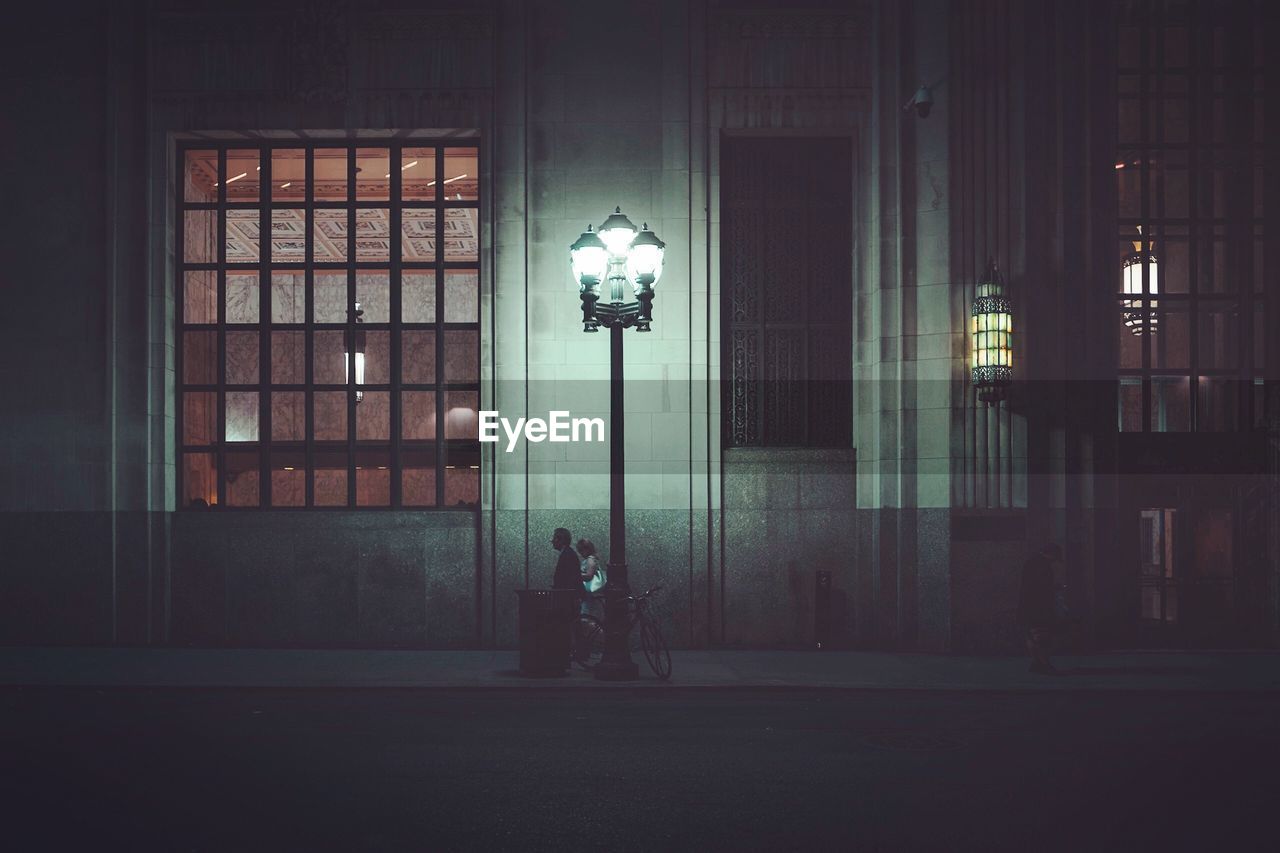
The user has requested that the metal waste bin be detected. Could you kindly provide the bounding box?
[515,589,576,676]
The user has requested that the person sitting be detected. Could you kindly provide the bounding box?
[576,538,603,615]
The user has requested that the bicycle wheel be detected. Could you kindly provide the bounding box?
[640,621,672,680]
[574,615,605,670]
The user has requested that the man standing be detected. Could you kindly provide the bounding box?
[1019,543,1063,675]
[551,527,582,619]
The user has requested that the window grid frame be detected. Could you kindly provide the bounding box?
[1115,0,1266,433]
[176,138,482,510]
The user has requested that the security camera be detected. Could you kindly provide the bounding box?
[904,84,933,118]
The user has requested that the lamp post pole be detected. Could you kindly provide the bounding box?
[569,208,664,681]
[596,320,637,679]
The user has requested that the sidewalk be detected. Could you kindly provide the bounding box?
[1,647,1277,691]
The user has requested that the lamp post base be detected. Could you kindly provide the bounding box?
[593,569,639,681]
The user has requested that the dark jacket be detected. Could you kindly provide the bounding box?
[552,546,582,593]
[1017,553,1056,629]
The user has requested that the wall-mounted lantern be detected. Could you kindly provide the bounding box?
[1121,227,1159,336]
[346,301,366,403]
[970,259,1013,404]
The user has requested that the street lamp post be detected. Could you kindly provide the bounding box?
[569,208,665,681]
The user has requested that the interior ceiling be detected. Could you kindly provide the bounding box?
[225,207,478,262]
[185,150,479,203]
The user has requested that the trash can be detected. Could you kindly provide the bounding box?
[515,589,575,677]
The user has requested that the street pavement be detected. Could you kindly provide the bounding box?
[3,685,1277,851]
[2,647,1278,849]
[1,646,1278,691]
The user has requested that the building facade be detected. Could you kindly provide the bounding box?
[1,0,1275,651]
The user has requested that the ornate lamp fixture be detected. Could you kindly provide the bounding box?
[1121,226,1159,336]
[570,207,665,332]
[970,260,1013,404]
[346,301,366,403]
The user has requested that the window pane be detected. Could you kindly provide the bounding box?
[363,331,390,384]
[445,445,480,506]
[224,150,260,202]
[356,148,390,200]
[444,391,478,439]
[314,331,347,385]
[183,210,216,263]
[184,271,217,324]
[225,451,260,507]
[402,147,436,201]
[313,209,347,262]
[313,451,348,506]
[270,209,305,263]
[402,209,436,262]
[271,451,306,506]
[1119,378,1143,432]
[225,331,260,385]
[444,330,478,382]
[314,272,347,323]
[403,449,437,506]
[357,391,390,441]
[356,449,391,507]
[271,271,305,324]
[1158,239,1188,294]
[183,453,217,508]
[403,331,436,384]
[1150,306,1189,369]
[444,270,479,323]
[1118,309,1144,369]
[1152,377,1190,432]
[1197,377,1240,432]
[184,149,217,203]
[183,392,216,446]
[444,208,479,262]
[442,147,478,201]
[226,210,259,263]
[183,332,218,384]
[226,391,260,442]
[356,271,391,322]
[356,209,391,262]
[1199,237,1230,294]
[1198,303,1239,369]
[271,148,305,202]
[403,392,437,440]
[271,391,305,441]
[272,331,305,385]
[314,148,347,201]
[402,272,436,322]
[314,391,347,441]
[225,272,259,324]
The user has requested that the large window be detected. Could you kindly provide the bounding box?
[177,139,481,509]
[1115,0,1266,432]
[721,137,853,447]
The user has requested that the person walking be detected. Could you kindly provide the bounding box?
[1019,543,1063,675]
[550,527,584,629]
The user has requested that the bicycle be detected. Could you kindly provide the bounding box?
[573,584,671,680]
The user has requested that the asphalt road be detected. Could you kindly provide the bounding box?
[3,688,1276,851]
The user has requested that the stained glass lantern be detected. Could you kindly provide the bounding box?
[970,260,1013,404]
[1121,230,1159,336]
